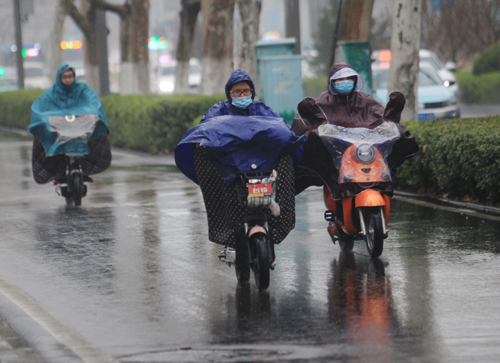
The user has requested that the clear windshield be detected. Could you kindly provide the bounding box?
[318,122,401,179]
[49,114,100,145]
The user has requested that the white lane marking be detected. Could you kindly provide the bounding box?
[0,274,118,363]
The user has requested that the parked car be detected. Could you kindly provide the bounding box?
[419,49,458,96]
[372,62,460,120]
[0,67,18,92]
[153,58,201,94]
[24,62,51,89]
[371,49,459,96]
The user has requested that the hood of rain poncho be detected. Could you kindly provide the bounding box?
[27,64,109,157]
[175,115,304,185]
[225,69,256,102]
[328,63,364,95]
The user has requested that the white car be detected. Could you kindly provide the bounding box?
[419,49,458,96]
[371,49,459,97]
[372,62,460,120]
[154,58,201,94]
[24,62,51,89]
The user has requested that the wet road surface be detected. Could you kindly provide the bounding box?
[0,135,499,362]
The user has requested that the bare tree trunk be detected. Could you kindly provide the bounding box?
[130,0,150,94]
[88,0,150,95]
[235,0,261,86]
[337,0,374,42]
[63,0,100,92]
[199,0,235,95]
[388,0,421,122]
[175,0,201,94]
[51,1,66,81]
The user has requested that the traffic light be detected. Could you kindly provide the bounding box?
[60,41,83,50]
[148,36,168,50]
[0,68,5,76]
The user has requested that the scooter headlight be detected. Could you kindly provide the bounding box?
[355,143,376,164]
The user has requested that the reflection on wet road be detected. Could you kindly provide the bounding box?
[0,138,499,362]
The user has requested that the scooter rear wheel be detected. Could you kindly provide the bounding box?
[65,195,74,206]
[339,229,354,252]
[251,233,270,290]
[235,265,250,283]
[235,236,250,284]
[72,173,83,207]
[364,208,384,258]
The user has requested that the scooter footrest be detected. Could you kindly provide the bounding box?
[324,210,336,222]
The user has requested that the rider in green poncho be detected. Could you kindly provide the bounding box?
[28,64,111,184]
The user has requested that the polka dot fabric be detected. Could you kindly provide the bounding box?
[194,146,295,247]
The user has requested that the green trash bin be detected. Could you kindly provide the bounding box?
[336,41,373,95]
[255,38,303,124]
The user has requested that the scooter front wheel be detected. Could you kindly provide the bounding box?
[251,233,270,290]
[364,208,384,258]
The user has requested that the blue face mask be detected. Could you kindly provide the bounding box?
[334,80,355,95]
[232,95,253,109]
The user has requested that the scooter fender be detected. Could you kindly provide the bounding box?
[354,189,386,208]
[355,190,391,226]
[248,225,267,237]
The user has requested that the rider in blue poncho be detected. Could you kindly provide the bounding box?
[29,64,111,184]
[200,68,279,121]
[175,69,303,248]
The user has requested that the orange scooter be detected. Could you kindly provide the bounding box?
[319,122,400,258]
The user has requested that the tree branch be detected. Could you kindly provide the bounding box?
[88,0,129,17]
[61,0,91,35]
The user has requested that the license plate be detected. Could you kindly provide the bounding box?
[418,113,435,121]
[248,183,273,197]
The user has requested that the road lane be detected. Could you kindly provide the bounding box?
[0,137,498,362]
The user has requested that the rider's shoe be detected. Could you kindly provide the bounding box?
[83,175,93,182]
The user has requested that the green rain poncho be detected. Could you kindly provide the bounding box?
[28,64,109,157]
[29,64,111,184]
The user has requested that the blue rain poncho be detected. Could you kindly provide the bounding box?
[28,64,109,157]
[175,115,304,185]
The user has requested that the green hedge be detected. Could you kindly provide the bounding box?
[455,71,500,104]
[0,89,44,129]
[0,90,224,154]
[473,42,500,75]
[397,117,500,205]
[100,93,224,153]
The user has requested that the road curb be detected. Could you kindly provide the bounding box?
[394,190,500,216]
